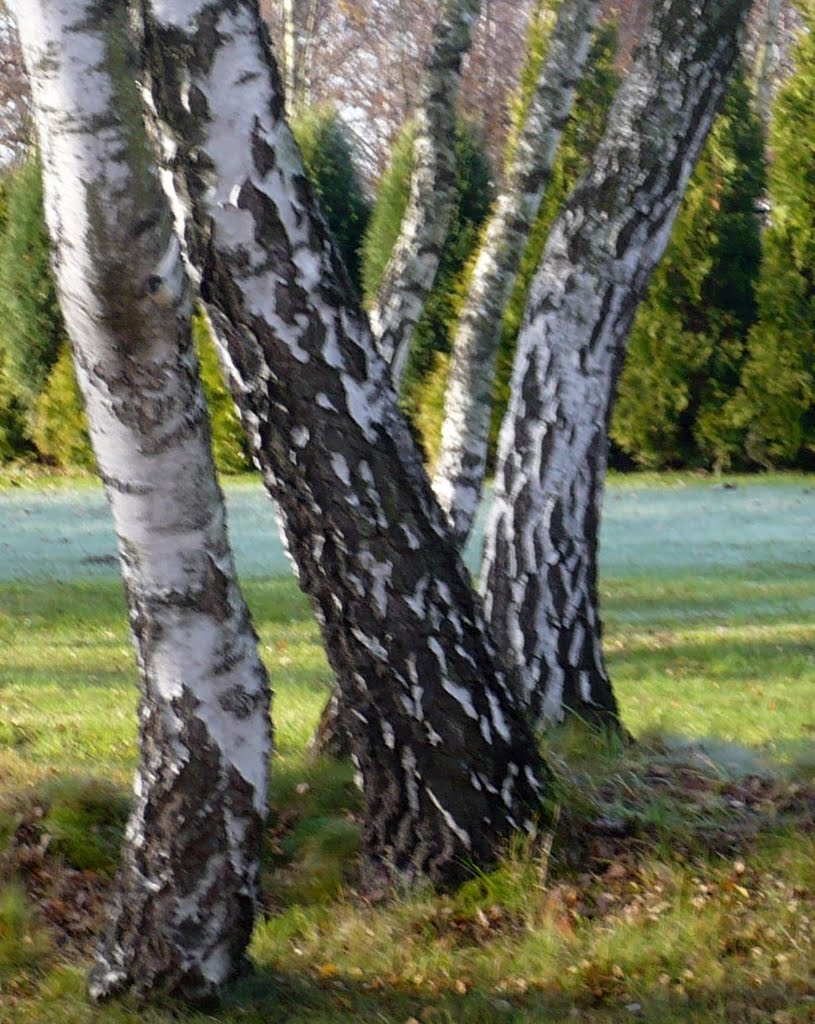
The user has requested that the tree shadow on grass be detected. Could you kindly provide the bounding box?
[3,736,814,1024]
[223,963,814,1024]
[607,632,815,685]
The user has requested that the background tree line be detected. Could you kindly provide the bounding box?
[0,2,812,476]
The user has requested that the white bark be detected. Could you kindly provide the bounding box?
[282,0,297,113]
[433,0,602,545]
[482,0,753,730]
[369,0,482,388]
[756,0,783,126]
[15,0,271,1002]
[140,0,548,888]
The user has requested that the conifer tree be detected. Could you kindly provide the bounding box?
[292,106,371,293]
[0,172,29,460]
[730,4,815,467]
[611,70,766,470]
[0,156,66,411]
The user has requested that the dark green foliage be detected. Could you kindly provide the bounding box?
[0,158,251,471]
[361,119,494,454]
[612,70,766,469]
[727,7,815,467]
[0,363,31,464]
[0,157,66,408]
[292,106,371,292]
[488,21,621,463]
[0,163,46,462]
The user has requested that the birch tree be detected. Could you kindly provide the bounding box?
[140,0,549,888]
[16,0,271,1002]
[369,0,482,387]
[482,0,753,730]
[0,4,28,162]
[433,0,603,545]
[756,0,784,124]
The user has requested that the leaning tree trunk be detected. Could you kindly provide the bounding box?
[139,0,548,889]
[369,0,481,388]
[432,0,602,545]
[312,0,484,753]
[482,0,752,731]
[16,1,271,1004]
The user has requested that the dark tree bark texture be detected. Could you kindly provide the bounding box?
[140,0,550,889]
[482,0,753,730]
[18,0,271,1003]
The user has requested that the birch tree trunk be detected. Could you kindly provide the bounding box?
[369,0,481,388]
[16,1,271,1003]
[433,0,602,545]
[282,0,298,114]
[482,0,752,731]
[756,0,783,127]
[140,0,548,889]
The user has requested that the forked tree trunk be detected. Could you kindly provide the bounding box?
[369,0,481,387]
[432,0,602,545]
[140,0,548,888]
[16,0,272,1005]
[482,0,752,731]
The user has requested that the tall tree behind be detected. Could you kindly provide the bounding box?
[141,0,548,889]
[16,0,271,1002]
[432,0,603,545]
[0,156,66,413]
[482,0,753,730]
[292,105,371,294]
[263,0,536,185]
[369,0,481,386]
[361,119,494,448]
[730,2,815,467]
[487,22,620,467]
[755,0,785,123]
[611,70,766,470]
[0,170,29,460]
[0,4,28,162]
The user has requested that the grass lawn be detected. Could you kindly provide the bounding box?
[1,473,814,1023]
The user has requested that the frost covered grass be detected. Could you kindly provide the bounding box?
[1,474,814,1022]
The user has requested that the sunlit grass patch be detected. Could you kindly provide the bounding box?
[1,475,814,1022]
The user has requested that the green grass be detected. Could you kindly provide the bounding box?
[1,477,814,1023]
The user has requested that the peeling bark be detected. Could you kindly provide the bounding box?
[15,0,271,1003]
[433,0,602,545]
[140,0,549,887]
[369,0,481,388]
[482,0,752,730]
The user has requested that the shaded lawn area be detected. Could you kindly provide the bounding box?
[1,474,814,1023]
